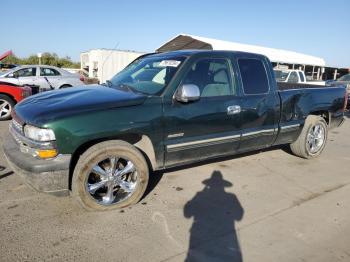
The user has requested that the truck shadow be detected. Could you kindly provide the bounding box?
[184,170,244,261]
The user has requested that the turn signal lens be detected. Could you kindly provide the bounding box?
[36,149,58,159]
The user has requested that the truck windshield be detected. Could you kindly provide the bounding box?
[274,70,289,82]
[110,55,186,95]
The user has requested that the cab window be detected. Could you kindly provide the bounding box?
[298,71,305,82]
[182,58,234,97]
[238,58,269,94]
[288,72,299,83]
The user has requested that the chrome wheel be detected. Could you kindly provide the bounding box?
[86,157,138,205]
[306,124,325,154]
[0,99,11,119]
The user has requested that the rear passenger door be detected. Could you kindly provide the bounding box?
[37,67,61,90]
[163,56,241,167]
[235,56,280,152]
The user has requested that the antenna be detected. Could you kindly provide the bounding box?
[100,42,119,83]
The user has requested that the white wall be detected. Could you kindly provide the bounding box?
[81,49,144,83]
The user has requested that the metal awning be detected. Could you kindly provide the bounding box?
[157,34,326,67]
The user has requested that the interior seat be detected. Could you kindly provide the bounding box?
[201,69,231,97]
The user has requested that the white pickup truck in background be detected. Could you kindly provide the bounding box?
[274,69,325,86]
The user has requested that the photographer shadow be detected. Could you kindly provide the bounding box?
[184,170,244,262]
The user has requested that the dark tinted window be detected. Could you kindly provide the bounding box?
[288,72,299,83]
[298,71,305,82]
[238,59,269,94]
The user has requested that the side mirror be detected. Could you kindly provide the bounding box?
[175,84,200,103]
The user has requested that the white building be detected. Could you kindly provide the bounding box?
[157,34,327,80]
[80,49,144,83]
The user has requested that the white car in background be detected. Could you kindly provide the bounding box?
[0,65,84,91]
[274,69,325,86]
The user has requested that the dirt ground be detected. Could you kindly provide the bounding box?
[0,115,350,262]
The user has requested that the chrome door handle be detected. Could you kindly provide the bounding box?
[227,105,241,115]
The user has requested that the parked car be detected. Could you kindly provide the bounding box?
[0,82,32,120]
[327,73,350,110]
[274,69,325,85]
[0,65,84,91]
[3,50,347,211]
[0,63,17,72]
[328,73,350,86]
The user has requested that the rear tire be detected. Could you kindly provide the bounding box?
[290,115,328,159]
[72,140,149,211]
[0,94,15,121]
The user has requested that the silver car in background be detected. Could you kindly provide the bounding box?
[0,65,84,91]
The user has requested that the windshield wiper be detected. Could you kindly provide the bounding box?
[118,84,134,92]
[117,84,148,95]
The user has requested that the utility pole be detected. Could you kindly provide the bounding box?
[37,53,42,65]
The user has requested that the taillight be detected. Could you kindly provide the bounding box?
[79,75,85,82]
[21,87,32,98]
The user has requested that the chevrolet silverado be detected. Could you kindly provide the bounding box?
[3,50,347,210]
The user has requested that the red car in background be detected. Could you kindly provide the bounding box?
[0,82,32,120]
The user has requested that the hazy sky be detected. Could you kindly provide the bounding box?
[1,0,349,67]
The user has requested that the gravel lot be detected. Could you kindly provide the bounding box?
[0,115,350,262]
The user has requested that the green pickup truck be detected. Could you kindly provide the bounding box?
[3,50,347,210]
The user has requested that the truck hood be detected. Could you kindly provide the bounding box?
[14,85,147,125]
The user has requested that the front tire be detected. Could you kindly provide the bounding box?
[290,115,328,159]
[72,140,149,211]
[0,94,15,121]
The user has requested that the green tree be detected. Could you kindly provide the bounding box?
[1,53,80,68]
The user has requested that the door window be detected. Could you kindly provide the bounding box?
[182,58,234,97]
[288,72,299,83]
[40,68,60,76]
[14,68,37,77]
[238,59,269,94]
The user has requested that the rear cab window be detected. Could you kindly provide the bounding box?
[238,58,269,94]
[298,71,305,82]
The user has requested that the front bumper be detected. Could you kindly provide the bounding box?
[3,131,71,196]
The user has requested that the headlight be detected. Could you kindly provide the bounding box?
[24,125,56,142]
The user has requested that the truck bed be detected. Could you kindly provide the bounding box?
[277,82,327,90]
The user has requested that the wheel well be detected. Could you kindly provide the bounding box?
[309,111,330,125]
[0,92,16,103]
[68,134,157,190]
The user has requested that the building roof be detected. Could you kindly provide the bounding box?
[156,34,326,67]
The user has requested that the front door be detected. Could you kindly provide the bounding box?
[16,67,38,86]
[163,57,241,167]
